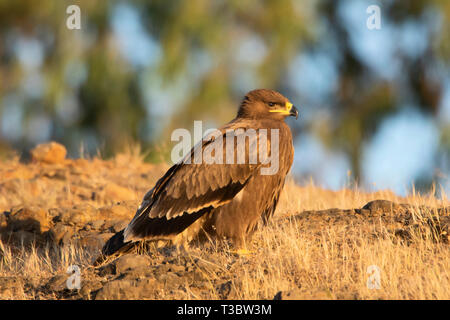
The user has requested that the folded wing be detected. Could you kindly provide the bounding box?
[123,122,269,242]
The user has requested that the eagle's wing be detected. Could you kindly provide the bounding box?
[123,121,269,242]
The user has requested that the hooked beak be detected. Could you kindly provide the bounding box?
[290,105,299,120]
[268,101,299,119]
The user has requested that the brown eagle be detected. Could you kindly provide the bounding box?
[102,89,298,257]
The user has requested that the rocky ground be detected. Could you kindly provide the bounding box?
[0,142,449,300]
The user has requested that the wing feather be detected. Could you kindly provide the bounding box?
[123,121,266,241]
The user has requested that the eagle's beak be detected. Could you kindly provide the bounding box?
[269,101,299,119]
[290,105,299,120]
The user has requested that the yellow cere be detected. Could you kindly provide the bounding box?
[269,101,293,114]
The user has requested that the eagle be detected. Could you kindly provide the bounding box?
[101,89,298,257]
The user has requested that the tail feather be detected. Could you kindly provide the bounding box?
[94,229,135,266]
[101,229,133,256]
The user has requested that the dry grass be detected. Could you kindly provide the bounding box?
[168,180,449,300]
[258,180,450,299]
[0,147,449,300]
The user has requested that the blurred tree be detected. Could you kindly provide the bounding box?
[0,0,448,192]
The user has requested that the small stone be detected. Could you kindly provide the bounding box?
[95,278,158,300]
[0,277,24,298]
[103,219,128,233]
[98,232,115,243]
[89,219,105,230]
[30,142,67,164]
[354,208,371,215]
[2,166,35,180]
[112,219,128,233]
[362,200,401,215]
[8,207,50,233]
[50,223,74,245]
[0,212,7,228]
[102,183,136,202]
[57,204,99,226]
[168,264,186,274]
[46,274,69,292]
[79,280,103,300]
[10,230,39,246]
[155,272,183,287]
[395,229,411,241]
[217,281,232,299]
[98,204,134,220]
[274,288,334,300]
[97,262,116,277]
[195,259,222,272]
[114,254,151,274]
[77,233,113,252]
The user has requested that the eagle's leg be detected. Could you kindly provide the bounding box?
[229,235,254,256]
[231,248,253,255]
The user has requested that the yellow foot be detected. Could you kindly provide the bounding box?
[229,249,254,256]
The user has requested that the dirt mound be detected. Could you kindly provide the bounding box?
[0,142,167,253]
[286,200,449,244]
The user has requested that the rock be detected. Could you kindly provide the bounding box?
[46,274,69,292]
[157,271,185,285]
[68,185,92,200]
[0,212,7,228]
[435,216,450,243]
[101,183,136,201]
[395,229,411,241]
[397,216,450,244]
[98,232,115,244]
[56,204,99,226]
[112,219,129,233]
[2,166,35,180]
[195,258,222,273]
[98,204,134,220]
[362,200,402,215]
[79,280,103,300]
[184,270,207,283]
[167,264,186,274]
[8,207,50,233]
[95,278,159,300]
[114,254,151,274]
[354,208,371,215]
[9,230,40,246]
[0,277,24,298]
[120,266,157,280]
[30,142,67,164]
[77,234,110,252]
[97,262,116,277]
[50,223,74,245]
[274,288,334,300]
[217,281,232,299]
[103,219,129,233]
[89,219,105,231]
[41,167,67,180]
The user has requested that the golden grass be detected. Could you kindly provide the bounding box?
[246,217,450,299]
[0,241,95,299]
[164,180,449,300]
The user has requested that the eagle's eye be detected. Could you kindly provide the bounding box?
[268,102,276,107]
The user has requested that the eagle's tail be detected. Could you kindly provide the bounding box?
[94,229,134,265]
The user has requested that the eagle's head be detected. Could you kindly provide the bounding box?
[237,89,299,121]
